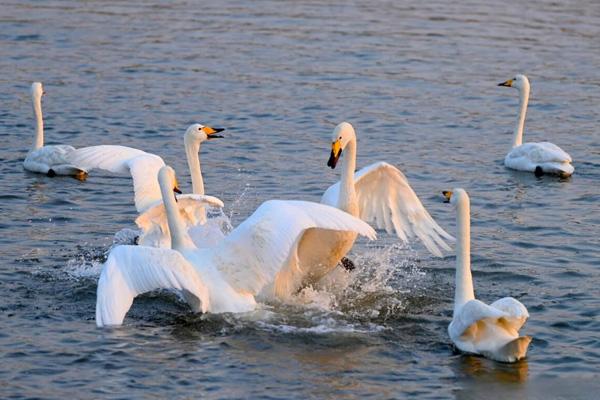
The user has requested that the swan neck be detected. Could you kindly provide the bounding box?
[512,85,529,148]
[185,139,204,195]
[454,197,475,315]
[32,94,43,150]
[339,138,358,215]
[160,179,195,252]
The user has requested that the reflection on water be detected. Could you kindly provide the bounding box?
[456,354,529,383]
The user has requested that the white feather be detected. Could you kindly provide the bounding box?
[322,161,453,257]
[96,245,210,327]
[211,200,376,297]
[69,145,165,213]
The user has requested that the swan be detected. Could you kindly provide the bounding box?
[443,188,531,363]
[96,166,377,326]
[69,123,226,247]
[23,82,87,180]
[316,122,453,276]
[498,74,574,177]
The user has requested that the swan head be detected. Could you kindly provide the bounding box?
[498,74,530,91]
[31,82,45,99]
[184,123,225,145]
[442,188,469,207]
[327,122,356,169]
[158,166,183,202]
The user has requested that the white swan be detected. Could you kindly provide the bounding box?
[96,166,377,327]
[318,122,452,278]
[498,74,574,177]
[443,188,531,363]
[23,82,87,180]
[69,123,226,247]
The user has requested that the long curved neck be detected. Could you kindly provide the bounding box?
[185,138,204,195]
[32,95,43,150]
[512,85,530,148]
[454,196,474,315]
[160,180,196,252]
[338,137,358,216]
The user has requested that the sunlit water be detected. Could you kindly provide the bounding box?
[1,1,599,398]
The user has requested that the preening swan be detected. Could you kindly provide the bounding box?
[443,188,531,363]
[319,122,453,276]
[498,74,574,177]
[23,82,87,180]
[96,166,377,327]
[70,123,226,247]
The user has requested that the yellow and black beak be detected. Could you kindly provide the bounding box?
[498,79,513,87]
[204,126,225,139]
[327,140,342,169]
[442,190,453,203]
[173,182,182,202]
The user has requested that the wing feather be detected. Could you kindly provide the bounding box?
[135,194,225,248]
[211,200,376,296]
[323,162,453,257]
[70,145,165,212]
[96,245,210,327]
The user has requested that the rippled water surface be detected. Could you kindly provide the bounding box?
[1,1,599,398]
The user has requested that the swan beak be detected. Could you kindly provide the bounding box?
[173,184,182,202]
[204,126,225,139]
[498,79,513,87]
[442,190,453,203]
[327,140,342,169]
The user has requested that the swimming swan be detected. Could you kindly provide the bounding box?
[96,166,376,327]
[443,188,531,363]
[70,123,226,247]
[318,122,452,279]
[498,74,574,177]
[23,82,87,180]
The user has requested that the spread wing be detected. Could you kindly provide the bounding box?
[70,145,165,212]
[211,200,376,296]
[96,245,210,327]
[322,162,453,257]
[135,194,225,248]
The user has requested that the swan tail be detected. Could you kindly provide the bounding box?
[51,164,89,180]
[538,162,574,177]
[494,336,532,363]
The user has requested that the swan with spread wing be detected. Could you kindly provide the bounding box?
[96,166,377,327]
[23,82,87,180]
[314,122,453,278]
[69,123,226,247]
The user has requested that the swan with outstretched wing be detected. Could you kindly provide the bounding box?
[96,166,376,327]
[69,124,226,247]
[308,122,453,282]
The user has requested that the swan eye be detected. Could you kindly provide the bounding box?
[339,136,342,140]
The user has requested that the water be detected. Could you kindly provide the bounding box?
[1,0,599,398]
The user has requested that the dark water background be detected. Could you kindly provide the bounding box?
[1,1,599,398]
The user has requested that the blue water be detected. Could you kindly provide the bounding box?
[1,1,599,398]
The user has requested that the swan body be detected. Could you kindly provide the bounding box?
[96,166,377,327]
[320,122,453,276]
[498,74,574,177]
[23,82,87,179]
[444,188,531,363]
[70,124,226,247]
